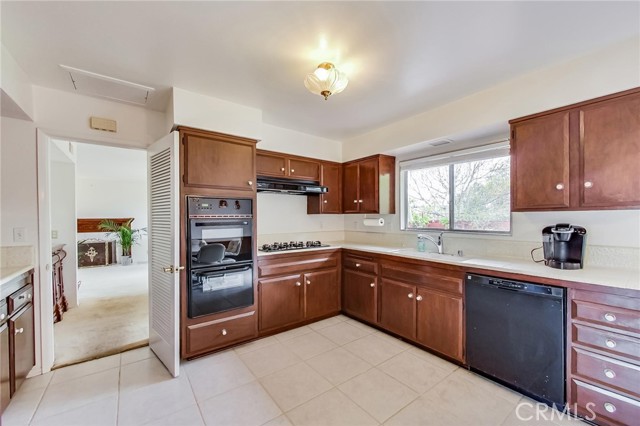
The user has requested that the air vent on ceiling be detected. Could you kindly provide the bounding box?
[428,139,453,147]
[60,64,155,106]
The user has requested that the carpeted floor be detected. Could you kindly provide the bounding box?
[53,263,149,367]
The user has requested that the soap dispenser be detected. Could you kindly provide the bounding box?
[417,234,427,252]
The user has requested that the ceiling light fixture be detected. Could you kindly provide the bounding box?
[304,62,348,100]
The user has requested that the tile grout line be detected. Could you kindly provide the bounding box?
[179,365,208,426]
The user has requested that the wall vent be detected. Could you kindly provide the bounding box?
[90,116,117,132]
[428,139,453,147]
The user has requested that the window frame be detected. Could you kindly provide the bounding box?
[400,141,512,235]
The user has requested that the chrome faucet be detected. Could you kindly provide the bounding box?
[423,232,444,254]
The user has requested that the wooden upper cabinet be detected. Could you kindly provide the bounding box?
[510,88,640,211]
[307,162,342,214]
[342,154,395,214]
[180,127,257,193]
[511,112,570,210]
[256,150,320,181]
[256,152,287,177]
[579,94,640,208]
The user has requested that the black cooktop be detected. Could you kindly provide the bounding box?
[259,241,330,252]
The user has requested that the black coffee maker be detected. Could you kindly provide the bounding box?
[542,224,587,270]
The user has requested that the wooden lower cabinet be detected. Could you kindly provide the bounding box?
[185,312,257,355]
[379,279,416,339]
[258,274,304,331]
[258,250,341,334]
[342,270,377,324]
[416,288,463,362]
[568,288,640,425]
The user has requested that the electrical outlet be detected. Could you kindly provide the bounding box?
[52,230,59,239]
[13,227,26,243]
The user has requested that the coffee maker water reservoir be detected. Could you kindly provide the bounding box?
[542,224,587,270]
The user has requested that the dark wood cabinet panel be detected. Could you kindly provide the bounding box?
[571,347,640,399]
[510,88,640,211]
[342,163,360,213]
[342,155,396,214]
[289,158,320,181]
[9,304,34,396]
[181,128,257,192]
[305,269,340,320]
[258,274,304,332]
[416,289,463,362]
[186,313,257,354]
[579,93,640,208]
[256,152,287,177]
[342,270,377,324]
[0,323,9,413]
[380,279,416,339]
[307,162,342,214]
[511,112,570,210]
[572,379,640,426]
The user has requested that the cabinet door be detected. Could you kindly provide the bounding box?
[258,275,304,332]
[342,270,377,323]
[416,288,463,362]
[579,93,640,208]
[379,279,416,339]
[358,158,380,213]
[288,158,320,181]
[511,112,570,210]
[342,163,360,213]
[183,132,255,191]
[257,152,287,177]
[304,269,339,320]
[320,163,342,213]
[9,304,34,395]
[0,324,9,413]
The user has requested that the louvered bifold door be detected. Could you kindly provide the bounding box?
[147,132,180,377]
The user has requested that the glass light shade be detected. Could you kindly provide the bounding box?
[304,62,348,100]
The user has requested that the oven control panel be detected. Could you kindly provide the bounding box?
[188,197,253,218]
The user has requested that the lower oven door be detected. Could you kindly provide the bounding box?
[189,263,254,318]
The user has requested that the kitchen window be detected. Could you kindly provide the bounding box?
[400,141,511,233]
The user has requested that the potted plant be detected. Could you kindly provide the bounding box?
[99,219,146,265]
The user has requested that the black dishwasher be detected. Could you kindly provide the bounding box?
[465,274,566,408]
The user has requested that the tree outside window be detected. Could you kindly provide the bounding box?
[405,155,510,233]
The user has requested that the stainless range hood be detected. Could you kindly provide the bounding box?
[256,177,328,195]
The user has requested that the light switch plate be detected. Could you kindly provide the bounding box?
[13,227,26,242]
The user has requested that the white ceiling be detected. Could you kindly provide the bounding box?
[2,1,638,140]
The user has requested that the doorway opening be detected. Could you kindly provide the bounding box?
[49,139,149,367]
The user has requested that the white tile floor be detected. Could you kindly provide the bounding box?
[2,315,586,426]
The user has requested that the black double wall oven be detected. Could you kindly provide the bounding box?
[187,197,254,318]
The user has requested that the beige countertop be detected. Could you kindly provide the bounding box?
[0,265,34,286]
[258,242,640,292]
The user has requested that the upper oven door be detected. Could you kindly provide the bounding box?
[189,219,253,265]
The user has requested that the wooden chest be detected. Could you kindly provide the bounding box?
[77,240,117,268]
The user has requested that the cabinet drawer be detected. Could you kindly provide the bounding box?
[8,285,33,314]
[343,256,378,274]
[0,301,7,324]
[572,379,640,426]
[382,263,462,296]
[572,347,640,398]
[186,313,257,354]
[258,252,338,277]
[573,324,640,362]
[573,299,640,334]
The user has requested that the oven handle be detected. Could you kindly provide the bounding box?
[194,221,250,227]
[196,265,252,276]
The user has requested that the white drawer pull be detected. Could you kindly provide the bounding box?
[353,200,358,204]
[280,167,285,172]
[416,295,423,301]
[248,180,253,186]
[0,314,5,320]
[15,328,24,335]
[324,200,328,203]
[604,313,616,322]
[295,281,301,286]
[355,263,361,268]
[555,183,564,190]
[408,293,414,299]
[306,280,311,285]
[584,181,593,188]
[291,169,295,173]
[221,329,227,336]
[605,339,617,348]
[604,369,616,379]
[370,283,375,288]
[604,402,616,413]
